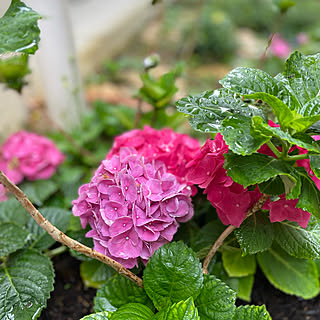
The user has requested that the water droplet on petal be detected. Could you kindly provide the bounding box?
[125,237,129,240]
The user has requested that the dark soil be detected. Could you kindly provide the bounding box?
[40,254,320,319]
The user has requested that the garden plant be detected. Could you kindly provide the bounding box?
[1,1,320,319]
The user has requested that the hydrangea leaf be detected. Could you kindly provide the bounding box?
[224,152,297,189]
[235,213,274,255]
[0,249,54,319]
[220,115,270,155]
[310,155,320,179]
[258,176,285,195]
[283,51,320,109]
[152,297,200,320]
[237,275,254,302]
[222,248,256,277]
[81,312,112,320]
[143,242,203,311]
[0,222,29,257]
[195,274,236,320]
[0,198,28,225]
[176,89,265,134]
[232,305,271,320]
[26,207,71,250]
[80,260,116,289]
[94,274,153,313]
[273,217,320,259]
[257,244,320,299]
[286,114,320,133]
[20,180,59,206]
[296,168,320,219]
[109,303,154,320]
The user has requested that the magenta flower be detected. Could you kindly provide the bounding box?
[270,33,291,59]
[107,126,200,186]
[72,147,193,268]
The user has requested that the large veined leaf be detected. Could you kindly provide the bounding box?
[176,89,265,133]
[81,312,112,320]
[257,245,319,299]
[0,198,28,225]
[273,217,320,259]
[232,305,271,320]
[0,249,54,319]
[0,222,29,257]
[195,274,236,320]
[26,207,71,250]
[143,242,203,311]
[109,303,154,320]
[94,274,153,313]
[235,213,274,255]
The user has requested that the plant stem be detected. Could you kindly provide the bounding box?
[282,154,310,161]
[45,245,67,258]
[202,193,269,274]
[0,171,143,288]
[266,140,282,158]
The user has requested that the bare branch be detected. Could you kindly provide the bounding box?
[0,170,143,288]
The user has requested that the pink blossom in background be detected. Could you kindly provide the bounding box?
[270,33,291,59]
[72,147,193,268]
[296,32,309,45]
[107,126,200,187]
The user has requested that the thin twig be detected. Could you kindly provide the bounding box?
[202,193,269,274]
[0,171,143,288]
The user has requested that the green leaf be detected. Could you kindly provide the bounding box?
[310,155,320,179]
[237,275,254,302]
[110,303,154,320]
[224,152,296,189]
[176,89,265,134]
[195,274,236,320]
[220,115,270,155]
[0,249,54,319]
[257,244,320,299]
[287,114,320,133]
[273,217,320,259]
[232,305,271,320]
[258,176,285,195]
[94,274,153,313]
[296,168,320,219]
[143,241,203,311]
[80,260,115,289]
[153,297,200,320]
[0,222,29,257]
[0,0,41,54]
[235,213,274,255]
[0,198,28,225]
[27,207,71,250]
[81,311,112,320]
[222,248,256,277]
[220,67,279,96]
[20,180,59,206]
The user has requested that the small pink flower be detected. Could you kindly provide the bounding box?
[270,33,291,59]
[72,147,193,268]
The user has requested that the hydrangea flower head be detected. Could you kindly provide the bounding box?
[107,126,200,185]
[72,147,193,268]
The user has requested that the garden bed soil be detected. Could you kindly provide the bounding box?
[40,254,320,319]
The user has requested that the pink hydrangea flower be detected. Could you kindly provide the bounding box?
[72,147,193,268]
[0,131,65,181]
[270,33,291,59]
[107,126,200,186]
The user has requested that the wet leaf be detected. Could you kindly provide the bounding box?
[109,303,154,320]
[232,305,271,320]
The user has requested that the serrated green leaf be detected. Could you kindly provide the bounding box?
[222,248,256,277]
[143,242,203,311]
[153,297,200,320]
[257,244,320,299]
[94,274,153,313]
[0,222,29,257]
[27,207,71,250]
[0,0,41,54]
[232,305,271,320]
[80,260,115,289]
[176,89,265,134]
[221,115,270,155]
[20,180,59,206]
[0,249,54,319]
[110,303,154,320]
[0,198,28,225]
[195,274,236,320]
[224,152,296,188]
[287,114,320,133]
[273,217,320,259]
[237,275,254,302]
[235,213,274,255]
[310,155,320,179]
[258,176,285,195]
[220,67,279,96]
[81,311,112,320]
[296,168,320,219]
